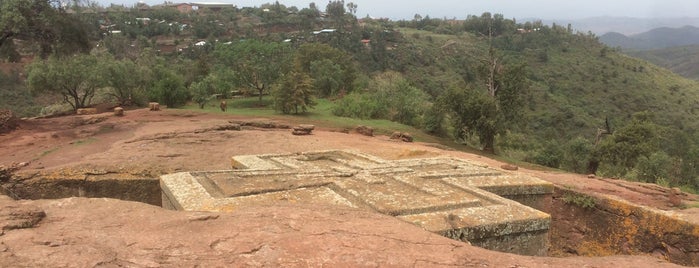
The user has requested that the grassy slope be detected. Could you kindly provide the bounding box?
[628,45,699,81]
[183,97,448,145]
[528,42,699,138]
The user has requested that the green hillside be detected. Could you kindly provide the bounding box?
[628,45,699,81]
[1,2,698,191]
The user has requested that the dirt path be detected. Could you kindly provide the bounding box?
[2,108,698,217]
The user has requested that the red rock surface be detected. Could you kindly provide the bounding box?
[1,109,698,266]
[0,196,683,267]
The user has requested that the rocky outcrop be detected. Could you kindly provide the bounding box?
[292,124,315,135]
[390,131,413,142]
[0,196,683,267]
[355,125,374,137]
[230,120,291,129]
[76,108,97,115]
[549,187,699,266]
[0,195,45,235]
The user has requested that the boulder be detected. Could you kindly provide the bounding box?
[390,132,413,142]
[401,133,413,142]
[299,124,315,131]
[292,124,315,136]
[501,164,519,171]
[76,108,97,115]
[669,188,683,207]
[149,102,160,111]
[0,109,18,134]
[355,125,374,137]
[114,107,124,117]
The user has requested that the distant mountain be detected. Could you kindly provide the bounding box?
[599,25,699,50]
[628,45,699,80]
[537,17,699,35]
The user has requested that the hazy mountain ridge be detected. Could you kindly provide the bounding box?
[539,16,699,35]
[600,25,699,50]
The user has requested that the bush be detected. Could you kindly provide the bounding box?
[148,68,189,108]
[422,104,445,135]
[527,141,563,168]
[332,92,382,119]
[630,152,672,183]
[332,72,430,127]
[562,136,594,173]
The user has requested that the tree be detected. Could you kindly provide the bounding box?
[297,4,321,31]
[293,43,357,96]
[445,48,529,154]
[1,0,91,58]
[272,71,316,114]
[147,66,189,108]
[189,71,234,109]
[325,0,346,21]
[346,2,357,15]
[309,59,343,97]
[443,87,497,152]
[190,78,216,109]
[214,40,291,103]
[0,0,56,49]
[594,111,661,177]
[562,136,594,173]
[104,57,145,106]
[27,54,106,111]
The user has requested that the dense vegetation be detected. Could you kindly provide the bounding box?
[1,0,698,192]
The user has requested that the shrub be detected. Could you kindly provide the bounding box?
[562,136,594,173]
[333,72,430,127]
[630,152,672,183]
[148,68,189,108]
[527,141,563,168]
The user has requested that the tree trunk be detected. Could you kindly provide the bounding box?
[482,135,495,154]
[257,84,265,103]
[587,160,600,175]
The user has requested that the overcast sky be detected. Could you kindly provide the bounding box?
[114,0,699,20]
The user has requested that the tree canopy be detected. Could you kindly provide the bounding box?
[27,54,106,111]
[0,0,91,58]
[214,40,292,102]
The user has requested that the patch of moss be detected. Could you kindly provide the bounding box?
[562,193,596,209]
